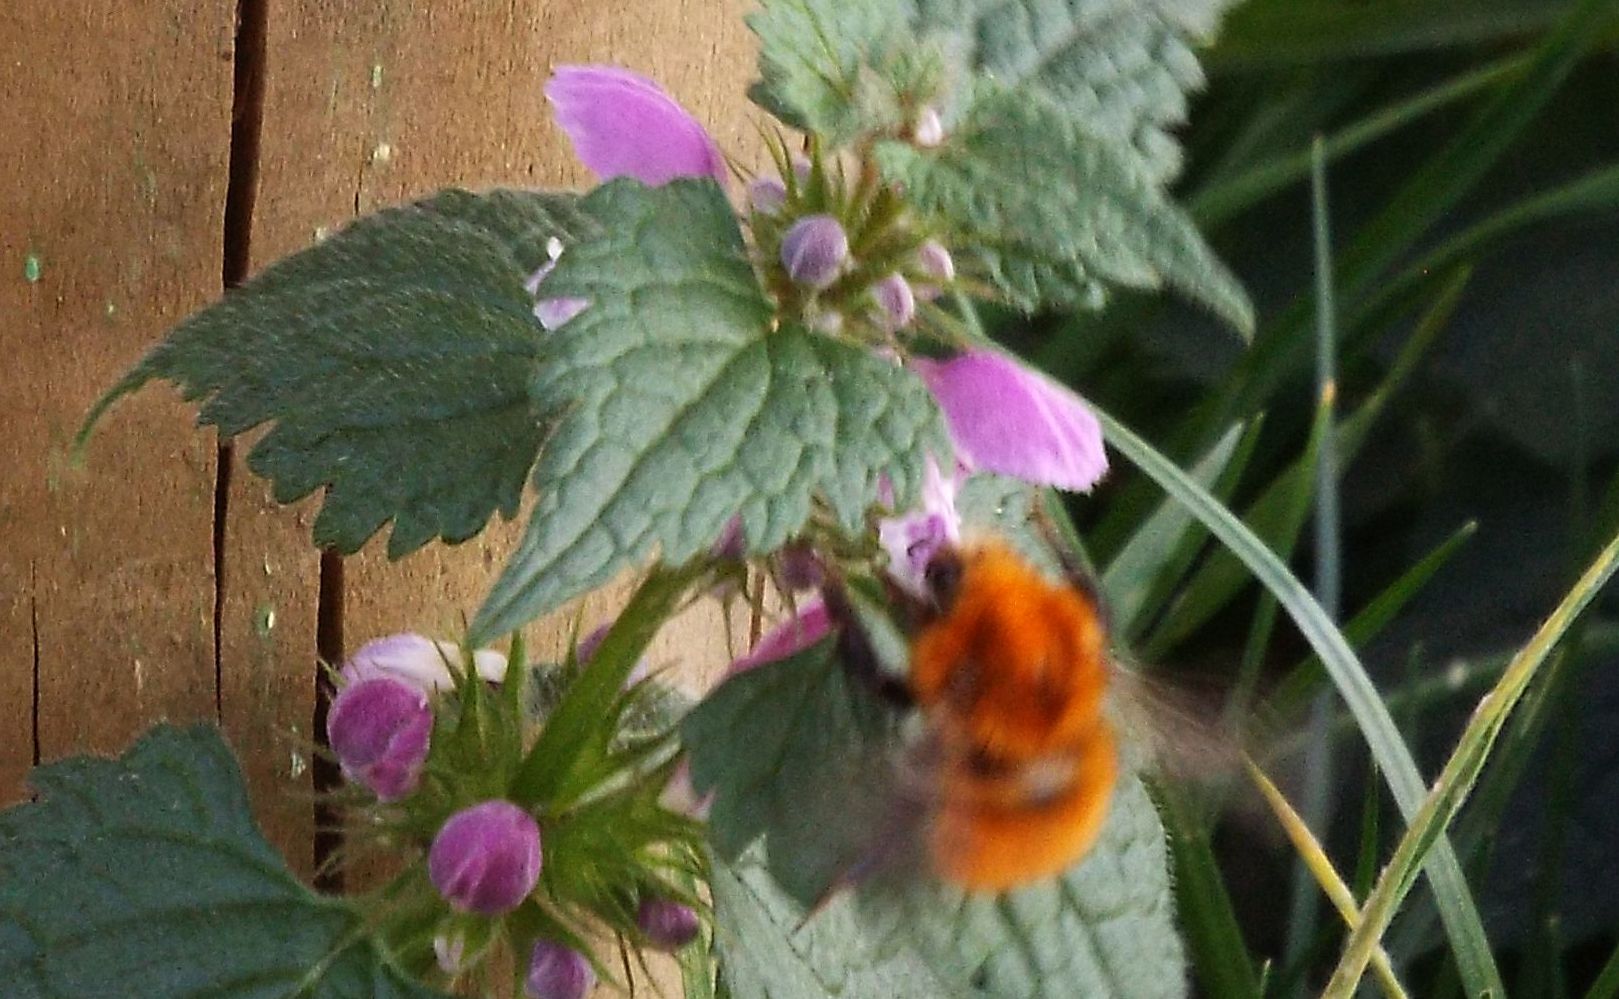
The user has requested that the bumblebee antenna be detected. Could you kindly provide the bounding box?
[1028,492,1113,632]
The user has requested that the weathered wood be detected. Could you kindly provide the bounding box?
[0,3,235,801]
[223,0,761,915]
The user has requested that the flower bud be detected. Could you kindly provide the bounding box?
[636,897,700,950]
[916,240,955,284]
[780,214,848,289]
[326,676,432,801]
[343,632,508,692]
[434,932,466,974]
[872,272,916,330]
[525,940,596,999]
[747,175,787,214]
[914,106,944,147]
[429,800,542,916]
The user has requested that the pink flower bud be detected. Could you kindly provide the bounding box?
[747,175,787,214]
[429,800,542,916]
[780,215,848,289]
[525,237,590,331]
[636,897,700,950]
[914,106,944,147]
[916,240,955,283]
[525,940,596,999]
[326,676,433,802]
[872,272,916,330]
[342,633,508,692]
[726,601,832,677]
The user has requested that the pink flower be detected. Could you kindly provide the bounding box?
[725,600,833,676]
[524,237,590,331]
[546,65,727,188]
[911,350,1107,492]
[878,457,961,598]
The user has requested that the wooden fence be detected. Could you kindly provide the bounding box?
[0,0,756,881]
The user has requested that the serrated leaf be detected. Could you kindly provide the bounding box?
[864,776,1187,999]
[684,638,899,907]
[710,846,955,999]
[0,725,448,999]
[80,188,594,558]
[747,0,919,141]
[876,90,1253,332]
[914,0,1236,183]
[473,178,948,642]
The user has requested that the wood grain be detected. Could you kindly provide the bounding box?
[0,2,234,801]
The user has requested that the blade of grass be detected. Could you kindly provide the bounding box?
[1264,521,1478,719]
[1191,55,1528,227]
[1103,422,1249,632]
[1246,758,1409,999]
[1585,940,1619,999]
[1095,405,1505,999]
[1211,0,1568,67]
[1199,0,1614,443]
[1145,268,1467,657]
[1283,138,1343,979]
[1157,782,1264,999]
[1320,529,1619,999]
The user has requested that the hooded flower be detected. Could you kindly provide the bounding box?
[878,456,962,598]
[911,350,1107,493]
[546,65,727,187]
[725,600,833,677]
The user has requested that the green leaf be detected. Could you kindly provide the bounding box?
[876,90,1253,333]
[79,188,593,558]
[914,0,1239,183]
[684,638,899,908]
[747,0,919,141]
[865,775,1188,999]
[474,178,948,642]
[0,725,448,999]
[709,846,951,999]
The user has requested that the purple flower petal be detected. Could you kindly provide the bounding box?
[636,897,700,950]
[878,456,962,597]
[342,633,507,691]
[546,65,727,188]
[911,350,1108,492]
[526,940,595,999]
[725,600,832,677]
[781,214,849,289]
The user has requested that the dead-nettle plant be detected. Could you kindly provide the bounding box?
[20,3,1614,999]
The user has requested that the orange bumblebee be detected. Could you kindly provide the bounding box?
[826,533,1124,894]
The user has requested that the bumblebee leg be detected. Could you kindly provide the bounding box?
[819,580,915,708]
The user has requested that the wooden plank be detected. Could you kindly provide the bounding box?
[225,0,762,890]
[0,2,234,800]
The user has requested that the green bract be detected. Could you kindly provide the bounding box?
[0,726,451,999]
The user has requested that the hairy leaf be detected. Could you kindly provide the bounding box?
[914,0,1237,183]
[877,90,1252,332]
[81,188,594,558]
[473,179,948,642]
[684,610,1189,998]
[864,776,1188,999]
[747,0,920,141]
[684,638,900,907]
[710,846,953,999]
[0,725,447,999]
